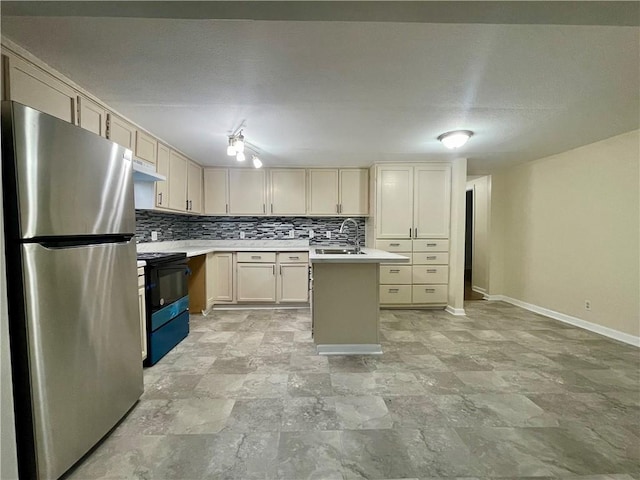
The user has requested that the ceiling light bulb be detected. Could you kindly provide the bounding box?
[227,137,236,156]
[252,156,262,169]
[234,132,245,153]
[236,151,246,162]
[438,130,473,149]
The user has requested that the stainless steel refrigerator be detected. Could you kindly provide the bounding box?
[1,101,143,479]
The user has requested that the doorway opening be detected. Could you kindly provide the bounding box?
[465,188,483,301]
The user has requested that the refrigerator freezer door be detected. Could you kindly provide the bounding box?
[4,102,135,239]
[20,239,142,479]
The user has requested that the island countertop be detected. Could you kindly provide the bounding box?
[309,247,410,264]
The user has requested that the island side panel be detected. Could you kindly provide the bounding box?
[312,263,379,344]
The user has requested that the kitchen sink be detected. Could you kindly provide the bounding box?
[315,248,365,255]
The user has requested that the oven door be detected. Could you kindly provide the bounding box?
[148,260,189,312]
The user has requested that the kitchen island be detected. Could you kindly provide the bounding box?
[310,247,409,355]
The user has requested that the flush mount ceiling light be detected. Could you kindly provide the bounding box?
[437,130,473,149]
[252,155,262,169]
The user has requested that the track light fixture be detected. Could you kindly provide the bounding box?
[226,128,263,167]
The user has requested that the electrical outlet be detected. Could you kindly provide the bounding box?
[585,300,591,311]
[240,231,245,239]
[308,229,315,239]
[288,229,295,239]
[151,231,158,241]
[326,231,331,239]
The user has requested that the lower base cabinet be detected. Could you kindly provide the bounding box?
[206,252,234,307]
[278,263,309,302]
[237,263,277,302]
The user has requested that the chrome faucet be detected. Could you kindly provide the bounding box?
[339,218,360,253]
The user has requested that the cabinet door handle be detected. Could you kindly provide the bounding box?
[427,269,437,273]
[158,192,162,205]
[190,200,193,210]
[427,243,436,247]
[263,204,266,214]
[415,228,418,237]
[336,204,340,214]
[279,265,282,275]
[390,269,400,273]
[271,203,273,213]
[339,204,342,214]
[409,228,412,238]
[290,256,299,260]
[427,256,437,260]
[226,204,229,213]
[425,288,436,293]
[186,200,189,210]
[273,265,276,275]
[389,288,399,293]
[390,243,400,246]
[251,255,262,259]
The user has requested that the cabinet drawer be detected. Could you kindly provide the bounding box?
[413,252,449,265]
[375,240,412,252]
[412,266,449,284]
[237,252,276,263]
[380,265,412,284]
[380,285,412,304]
[413,239,449,252]
[278,252,309,263]
[412,285,448,304]
[381,253,412,265]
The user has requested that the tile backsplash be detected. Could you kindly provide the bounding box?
[135,210,366,246]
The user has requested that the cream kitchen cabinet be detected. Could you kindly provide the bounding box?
[307,168,369,216]
[277,252,310,303]
[374,163,452,307]
[155,143,170,209]
[4,53,76,123]
[375,164,451,239]
[237,263,277,303]
[229,169,267,215]
[206,252,234,306]
[107,113,136,151]
[187,161,203,214]
[135,130,157,166]
[77,95,107,137]
[137,267,147,361]
[203,168,229,215]
[270,169,306,215]
[168,150,188,211]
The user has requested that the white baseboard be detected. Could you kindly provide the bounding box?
[487,295,639,347]
[212,304,310,311]
[316,344,383,355]
[445,306,466,316]
[472,285,486,295]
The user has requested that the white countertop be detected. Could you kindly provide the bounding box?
[309,247,410,264]
[137,239,310,258]
[137,260,146,268]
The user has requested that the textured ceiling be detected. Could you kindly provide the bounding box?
[2,4,639,174]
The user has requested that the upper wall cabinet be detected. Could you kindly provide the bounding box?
[339,169,369,215]
[229,169,266,215]
[168,150,188,212]
[308,169,369,216]
[307,169,339,215]
[375,164,451,239]
[77,95,107,137]
[204,168,229,215]
[106,113,136,151]
[135,130,157,166]
[270,169,306,215]
[5,54,76,123]
[155,143,170,209]
[187,161,203,214]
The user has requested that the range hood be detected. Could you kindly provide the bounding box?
[132,158,165,182]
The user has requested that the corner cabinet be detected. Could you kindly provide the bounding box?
[206,252,234,307]
[168,150,188,211]
[77,95,107,137]
[187,161,203,214]
[373,163,452,307]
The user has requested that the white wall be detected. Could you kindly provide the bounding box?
[489,130,640,339]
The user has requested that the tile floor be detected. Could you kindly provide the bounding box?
[68,301,639,479]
